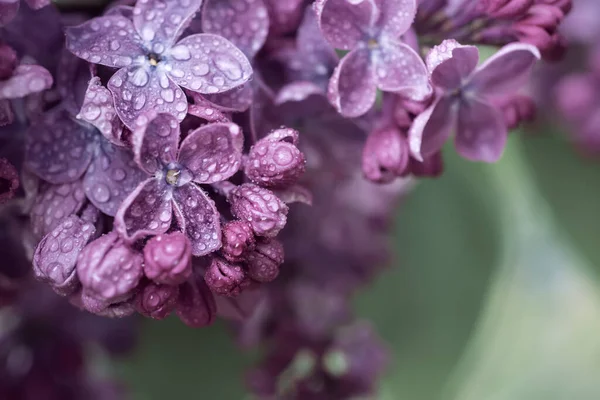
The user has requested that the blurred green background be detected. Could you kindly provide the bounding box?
[116,129,600,399]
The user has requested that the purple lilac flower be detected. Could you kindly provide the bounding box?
[408,40,540,162]
[314,0,431,117]
[142,231,193,285]
[66,0,253,129]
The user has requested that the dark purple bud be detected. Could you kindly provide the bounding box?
[408,151,444,178]
[245,127,306,188]
[205,257,248,297]
[245,239,284,283]
[220,220,256,263]
[71,291,136,318]
[33,216,96,296]
[0,42,17,80]
[229,184,289,238]
[77,231,143,304]
[362,126,410,183]
[143,232,192,285]
[484,0,533,18]
[176,277,216,328]
[134,281,179,320]
[0,158,19,204]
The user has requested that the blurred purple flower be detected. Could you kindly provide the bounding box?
[0,157,18,203]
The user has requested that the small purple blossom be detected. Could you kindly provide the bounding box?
[409,40,540,162]
[220,220,256,263]
[229,183,289,238]
[142,231,192,285]
[66,0,253,129]
[315,0,431,117]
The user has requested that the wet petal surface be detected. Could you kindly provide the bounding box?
[314,0,377,50]
[77,77,124,145]
[132,0,202,47]
[0,64,53,99]
[132,112,181,174]
[31,181,88,238]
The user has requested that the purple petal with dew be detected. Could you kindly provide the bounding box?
[408,96,455,161]
[176,276,216,327]
[0,0,18,27]
[172,183,221,256]
[430,45,479,90]
[115,178,173,242]
[229,184,288,238]
[377,0,416,38]
[314,0,378,50]
[65,16,144,68]
[132,0,202,47]
[135,282,179,320]
[469,43,541,97]
[272,185,313,206]
[56,49,93,116]
[168,33,253,94]
[109,67,189,131]
[77,77,124,145]
[30,181,87,238]
[201,0,269,59]
[455,97,507,163]
[24,0,50,10]
[202,82,253,112]
[275,81,327,105]
[83,138,147,216]
[0,100,12,126]
[264,0,305,35]
[25,108,95,184]
[33,215,95,296]
[374,40,431,100]
[0,64,53,100]
[178,122,243,184]
[426,39,464,73]
[328,48,377,118]
[188,94,232,122]
[132,112,180,174]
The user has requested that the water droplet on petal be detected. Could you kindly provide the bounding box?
[131,68,150,87]
[192,63,210,76]
[170,44,191,61]
[160,89,174,103]
[214,54,242,81]
[110,40,121,51]
[93,183,110,203]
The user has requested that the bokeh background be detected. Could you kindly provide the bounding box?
[114,124,600,399]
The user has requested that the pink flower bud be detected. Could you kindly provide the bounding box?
[362,126,410,183]
[229,184,289,238]
[205,257,248,297]
[143,232,192,285]
[134,282,179,320]
[220,220,256,262]
[245,239,284,283]
[176,277,216,328]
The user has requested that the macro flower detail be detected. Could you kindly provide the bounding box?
[409,40,540,162]
[30,181,88,238]
[176,276,217,328]
[115,112,243,256]
[362,125,410,183]
[220,220,256,263]
[205,257,247,297]
[134,281,179,319]
[245,127,306,188]
[77,231,144,305]
[65,0,253,129]
[229,183,289,238]
[143,231,192,285]
[315,0,431,117]
[245,238,284,283]
[32,215,96,296]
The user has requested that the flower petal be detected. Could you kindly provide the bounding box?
[24,0,50,10]
[0,0,18,27]
[201,82,254,112]
[132,112,180,174]
[132,0,202,47]
[115,178,173,242]
[264,0,305,35]
[408,96,455,160]
[295,7,338,80]
[172,183,221,256]
[178,122,244,183]
[377,0,416,38]
[30,181,87,238]
[77,77,124,145]
[168,33,253,94]
[176,277,216,327]
[108,66,188,130]
[434,49,479,90]
[65,16,144,68]
[83,138,147,216]
[25,108,95,184]
[374,40,431,100]
[455,97,507,162]
[275,81,327,105]
[469,43,541,97]
[0,64,53,99]
[314,0,378,50]
[187,94,232,122]
[327,48,377,118]
[201,0,269,58]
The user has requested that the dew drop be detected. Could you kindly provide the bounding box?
[170,45,191,61]
[214,54,243,81]
[93,183,110,203]
[192,63,210,76]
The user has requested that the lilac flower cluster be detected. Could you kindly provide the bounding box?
[0,0,573,398]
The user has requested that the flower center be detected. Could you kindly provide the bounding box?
[367,38,379,49]
[148,53,161,67]
[165,168,181,186]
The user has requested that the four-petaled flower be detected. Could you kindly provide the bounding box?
[115,112,244,256]
[66,0,253,129]
[315,0,431,117]
[408,40,540,163]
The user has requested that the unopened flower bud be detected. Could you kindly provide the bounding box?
[33,215,96,296]
[408,151,444,178]
[229,184,289,238]
[143,232,192,285]
[71,290,136,318]
[134,282,179,320]
[77,231,143,304]
[245,239,284,283]
[0,43,17,80]
[176,277,216,328]
[220,220,256,262]
[245,128,305,188]
[362,126,409,183]
[205,257,248,297]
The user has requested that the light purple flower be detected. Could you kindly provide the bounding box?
[115,112,244,255]
[65,0,253,129]
[142,231,192,285]
[409,40,540,162]
[314,0,431,117]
